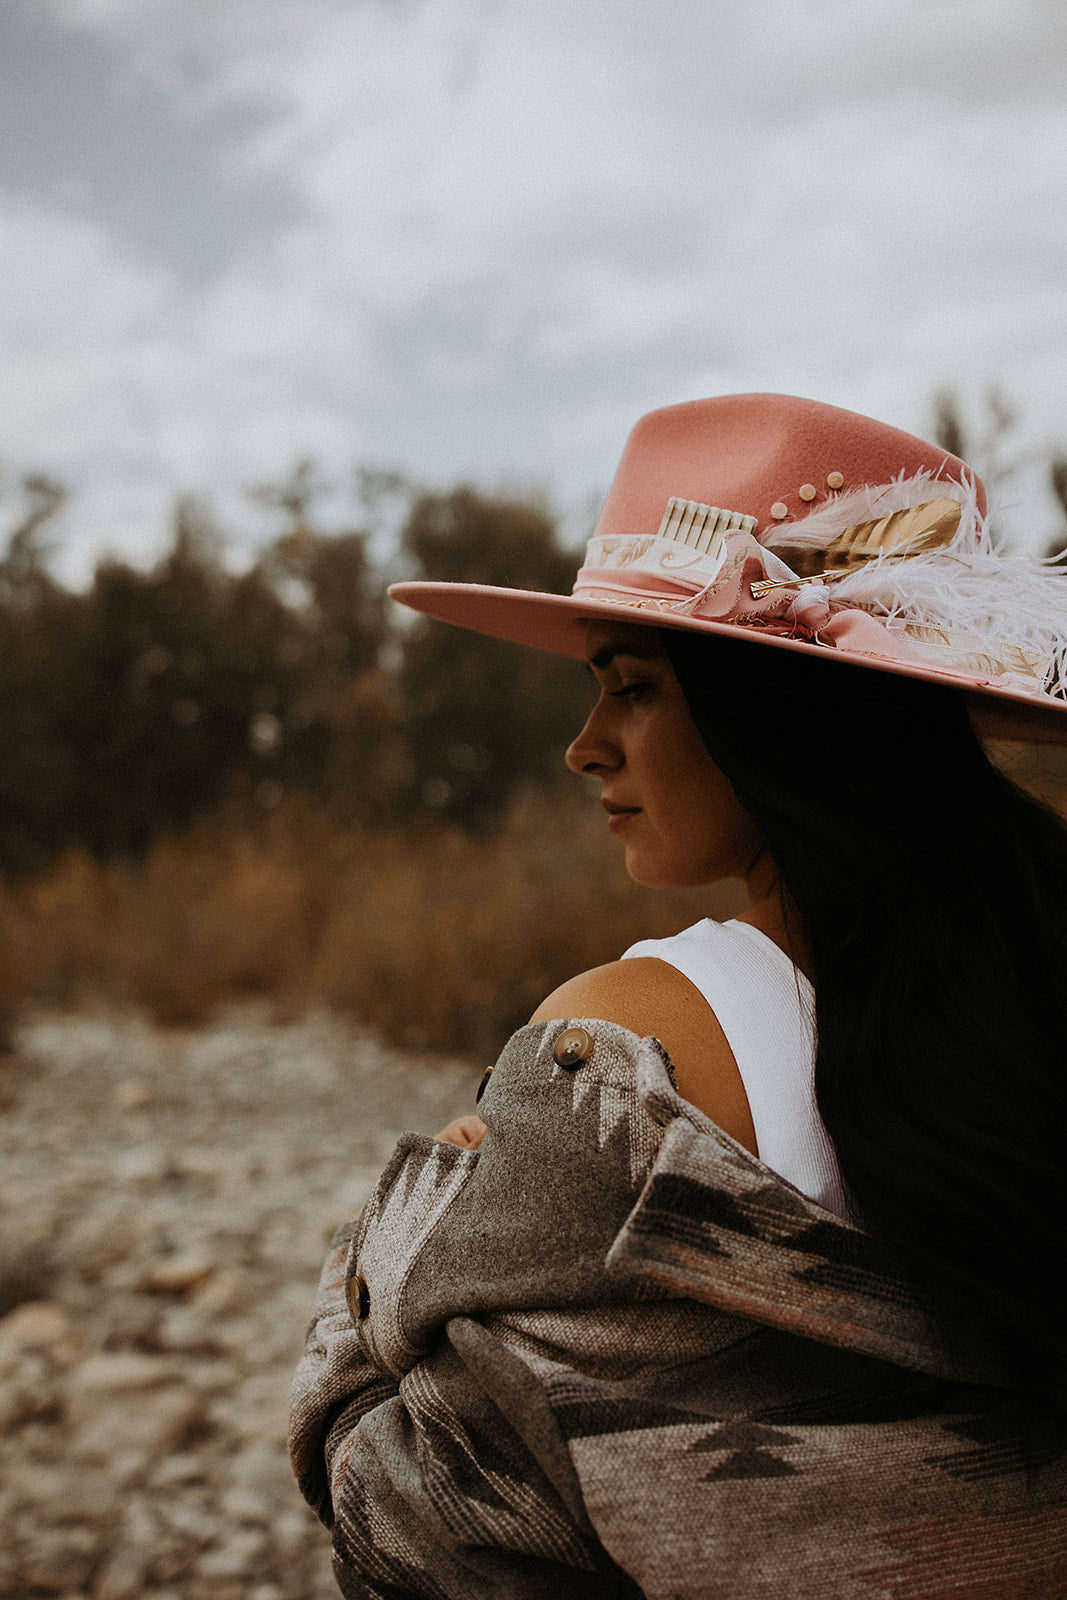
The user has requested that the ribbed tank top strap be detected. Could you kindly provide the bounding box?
[622,918,849,1217]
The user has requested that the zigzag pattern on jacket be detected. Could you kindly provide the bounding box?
[289,1019,1067,1600]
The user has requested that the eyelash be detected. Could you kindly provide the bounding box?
[608,682,651,700]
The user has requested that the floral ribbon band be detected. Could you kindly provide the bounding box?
[572,491,1063,702]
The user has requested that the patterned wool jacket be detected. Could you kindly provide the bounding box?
[289,1018,1067,1599]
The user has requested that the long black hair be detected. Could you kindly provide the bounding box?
[662,626,1067,1420]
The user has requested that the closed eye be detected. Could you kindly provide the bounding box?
[609,682,651,700]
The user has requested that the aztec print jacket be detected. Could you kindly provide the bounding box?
[289,1017,1067,1599]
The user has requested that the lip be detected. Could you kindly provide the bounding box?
[602,799,641,831]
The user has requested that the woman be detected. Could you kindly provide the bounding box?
[291,395,1067,1599]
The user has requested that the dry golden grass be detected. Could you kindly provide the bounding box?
[4,741,1062,1058]
[0,791,742,1055]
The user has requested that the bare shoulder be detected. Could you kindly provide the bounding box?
[530,959,758,1155]
[532,958,709,1035]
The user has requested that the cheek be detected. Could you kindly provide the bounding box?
[661,749,758,877]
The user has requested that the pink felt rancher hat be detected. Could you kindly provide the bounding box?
[390,394,1067,744]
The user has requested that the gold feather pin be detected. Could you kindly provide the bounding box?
[750,496,962,597]
[820,495,962,569]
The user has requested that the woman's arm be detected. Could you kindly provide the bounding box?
[433,957,758,1159]
[290,1019,664,1598]
[530,957,758,1157]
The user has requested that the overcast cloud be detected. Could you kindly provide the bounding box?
[1,0,1065,580]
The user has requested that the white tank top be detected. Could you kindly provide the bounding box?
[622,918,850,1218]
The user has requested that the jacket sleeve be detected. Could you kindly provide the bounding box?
[289,1018,663,1600]
[288,1215,401,1532]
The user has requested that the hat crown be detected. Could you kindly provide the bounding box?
[592,394,985,546]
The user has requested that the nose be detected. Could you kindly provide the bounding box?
[565,698,622,776]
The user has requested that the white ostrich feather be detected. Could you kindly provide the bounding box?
[760,467,983,553]
[763,470,1067,699]
[832,548,1067,698]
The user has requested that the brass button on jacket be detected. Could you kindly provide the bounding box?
[553,1026,594,1070]
[348,1272,370,1321]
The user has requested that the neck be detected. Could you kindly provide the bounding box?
[735,854,814,983]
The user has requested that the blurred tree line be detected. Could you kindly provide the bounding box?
[930,387,1067,539]
[3,387,1066,884]
[0,462,589,880]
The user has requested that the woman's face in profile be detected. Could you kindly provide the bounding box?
[567,621,764,889]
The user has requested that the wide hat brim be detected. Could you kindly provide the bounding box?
[388,579,1067,746]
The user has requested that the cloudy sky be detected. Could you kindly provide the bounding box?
[1,0,1066,582]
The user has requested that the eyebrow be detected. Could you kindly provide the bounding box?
[587,642,660,671]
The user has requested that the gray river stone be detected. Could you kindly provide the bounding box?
[0,1003,481,1599]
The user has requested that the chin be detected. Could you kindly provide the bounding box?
[624,851,716,891]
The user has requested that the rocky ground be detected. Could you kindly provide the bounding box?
[0,1005,483,1599]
